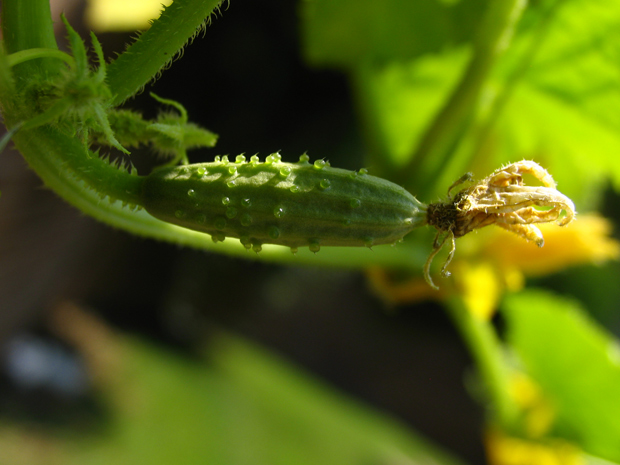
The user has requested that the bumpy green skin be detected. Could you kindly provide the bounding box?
[141,154,427,251]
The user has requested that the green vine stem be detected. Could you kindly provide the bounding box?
[400,0,527,195]
[1,0,62,80]
[447,297,519,431]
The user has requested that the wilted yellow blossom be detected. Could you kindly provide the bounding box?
[368,214,618,320]
[367,159,618,319]
[424,160,576,289]
[479,214,619,277]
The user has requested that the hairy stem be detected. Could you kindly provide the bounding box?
[106,0,225,105]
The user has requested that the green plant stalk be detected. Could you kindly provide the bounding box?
[447,297,519,431]
[106,0,225,106]
[468,1,560,167]
[1,0,61,80]
[400,0,527,195]
[6,48,74,69]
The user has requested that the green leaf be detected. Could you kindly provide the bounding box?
[488,0,620,203]
[300,0,486,69]
[503,289,620,462]
[43,332,467,465]
[352,50,469,172]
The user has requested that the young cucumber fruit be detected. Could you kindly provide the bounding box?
[141,154,427,252]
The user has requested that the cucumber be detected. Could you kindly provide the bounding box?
[141,153,427,252]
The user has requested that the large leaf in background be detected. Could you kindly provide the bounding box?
[300,0,486,175]
[491,0,620,204]
[353,51,469,172]
[301,0,486,69]
[503,289,620,462]
[302,0,620,205]
[0,331,465,465]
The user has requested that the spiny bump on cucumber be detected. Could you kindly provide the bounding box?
[141,153,428,253]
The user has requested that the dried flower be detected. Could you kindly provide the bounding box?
[424,160,576,289]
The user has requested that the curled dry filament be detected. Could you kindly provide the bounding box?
[424,160,576,289]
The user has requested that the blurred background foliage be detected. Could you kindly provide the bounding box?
[1,0,620,464]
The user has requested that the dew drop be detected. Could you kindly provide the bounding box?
[298,153,310,163]
[196,166,207,176]
[195,213,206,224]
[217,233,226,242]
[358,168,369,176]
[268,226,280,239]
[240,235,251,246]
[226,180,236,188]
[273,205,286,218]
[221,155,230,164]
[313,159,326,170]
[240,213,252,226]
[266,152,282,163]
[187,189,196,198]
[228,166,237,175]
[175,210,186,219]
[222,196,231,205]
[214,217,227,230]
[214,155,221,163]
[350,198,361,208]
[225,207,238,219]
[309,241,320,253]
[279,166,292,177]
[290,185,300,193]
[241,198,252,208]
[236,154,246,163]
[252,243,263,253]
[363,237,374,248]
[250,154,260,164]
[319,179,331,190]
[290,247,298,254]
[211,234,219,243]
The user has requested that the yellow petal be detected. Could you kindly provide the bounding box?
[485,429,583,465]
[453,262,503,321]
[509,373,556,438]
[85,0,172,32]
[481,214,619,277]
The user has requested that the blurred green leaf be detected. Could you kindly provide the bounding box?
[301,0,620,204]
[503,289,620,462]
[485,0,620,204]
[352,50,469,173]
[300,0,486,69]
[49,332,466,465]
[300,0,485,179]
